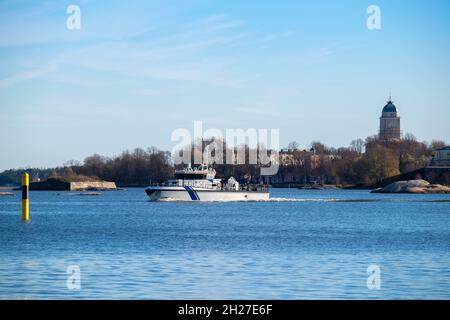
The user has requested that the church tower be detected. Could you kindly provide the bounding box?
[379,96,401,140]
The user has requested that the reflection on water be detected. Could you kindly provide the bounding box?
[0,188,449,299]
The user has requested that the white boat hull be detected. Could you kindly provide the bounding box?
[145,186,269,202]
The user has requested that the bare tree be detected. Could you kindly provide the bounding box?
[287,141,300,151]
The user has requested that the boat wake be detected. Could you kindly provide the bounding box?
[267,198,382,202]
[269,198,450,203]
[153,197,450,203]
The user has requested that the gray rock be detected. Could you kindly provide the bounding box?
[385,180,429,193]
[372,179,450,194]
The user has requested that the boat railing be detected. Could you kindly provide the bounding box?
[148,181,269,192]
[147,182,168,187]
[238,184,269,192]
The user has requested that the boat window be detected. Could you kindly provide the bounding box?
[174,173,207,180]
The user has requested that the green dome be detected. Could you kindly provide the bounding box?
[382,100,398,113]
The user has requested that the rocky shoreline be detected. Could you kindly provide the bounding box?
[26,178,117,191]
[371,180,450,194]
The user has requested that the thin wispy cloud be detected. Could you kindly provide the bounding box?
[0,11,254,89]
[262,29,297,42]
[22,103,133,128]
[0,64,56,89]
[0,0,160,47]
[0,46,94,89]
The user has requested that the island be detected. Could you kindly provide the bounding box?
[29,177,117,191]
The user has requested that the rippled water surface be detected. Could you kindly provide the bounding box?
[0,188,449,299]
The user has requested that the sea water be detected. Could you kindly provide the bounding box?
[0,188,449,299]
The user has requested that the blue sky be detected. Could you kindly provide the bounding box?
[1,0,450,170]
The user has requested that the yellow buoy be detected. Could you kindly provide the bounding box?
[22,172,29,221]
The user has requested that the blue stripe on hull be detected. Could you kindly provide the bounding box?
[192,188,200,200]
[184,186,200,200]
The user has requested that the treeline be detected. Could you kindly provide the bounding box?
[0,168,55,186]
[74,147,173,186]
[0,135,447,187]
[278,134,446,186]
[0,147,173,186]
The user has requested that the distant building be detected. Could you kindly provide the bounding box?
[430,146,450,167]
[278,149,300,166]
[379,96,401,141]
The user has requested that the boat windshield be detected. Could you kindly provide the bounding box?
[174,172,207,180]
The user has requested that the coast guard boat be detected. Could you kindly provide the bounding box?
[145,164,269,201]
